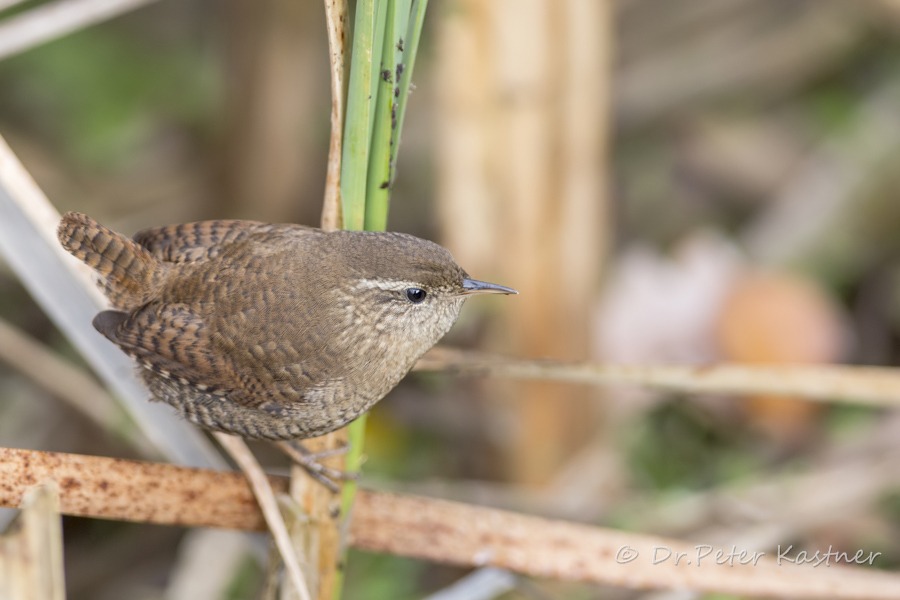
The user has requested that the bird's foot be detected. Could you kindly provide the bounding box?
[276,441,358,493]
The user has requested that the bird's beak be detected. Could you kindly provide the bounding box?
[460,278,518,296]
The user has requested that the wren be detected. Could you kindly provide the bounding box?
[57,212,516,442]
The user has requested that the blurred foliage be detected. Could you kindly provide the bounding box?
[628,400,761,491]
[0,25,218,171]
[343,551,426,600]
[222,555,263,600]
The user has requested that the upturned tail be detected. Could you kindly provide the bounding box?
[57,212,163,310]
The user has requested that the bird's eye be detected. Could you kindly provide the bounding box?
[405,288,427,303]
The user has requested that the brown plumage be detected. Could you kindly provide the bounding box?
[58,212,516,441]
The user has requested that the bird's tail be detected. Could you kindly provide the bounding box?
[57,211,163,309]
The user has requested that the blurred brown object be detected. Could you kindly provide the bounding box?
[436,0,611,484]
[675,115,807,203]
[715,271,849,438]
[220,0,328,224]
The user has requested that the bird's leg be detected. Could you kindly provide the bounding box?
[275,441,357,493]
[291,441,351,461]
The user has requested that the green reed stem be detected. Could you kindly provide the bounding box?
[389,0,427,186]
[334,0,429,596]
[363,0,395,231]
[340,0,378,230]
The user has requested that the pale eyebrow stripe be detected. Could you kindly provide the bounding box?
[352,279,418,292]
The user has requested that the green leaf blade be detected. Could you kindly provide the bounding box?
[340,0,379,231]
[364,0,397,232]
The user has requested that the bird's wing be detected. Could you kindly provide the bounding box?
[93,305,234,394]
[132,220,313,263]
[94,304,316,412]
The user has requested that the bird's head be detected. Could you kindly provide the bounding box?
[329,230,517,346]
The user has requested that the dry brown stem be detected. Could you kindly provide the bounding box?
[0,482,65,600]
[302,4,351,598]
[416,347,900,406]
[320,0,348,232]
[212,433,311,600]
[2,447,900,599]
[436,0,609,485]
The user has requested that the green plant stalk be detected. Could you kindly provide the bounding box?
[390,0,412,142]
[361,0,410,230]
[335,1,388,598]
[363,0,396,231]
[389,0,428,185]
[393,0,412,68]
[335,1,428,597]
[331,411,365,599]
[367,0,389,151]
[340,0,379,230]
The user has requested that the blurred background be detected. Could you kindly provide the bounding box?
[3,0,900,598]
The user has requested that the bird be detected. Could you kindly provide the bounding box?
[57,212,516,449]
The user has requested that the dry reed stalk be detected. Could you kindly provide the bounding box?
[280,454,343,600]
[436,0,610,484]
[3,447,900,599]
[0,482,65,600]
[415,347,900,406]
[212,434,311,600]
[320,0,349,232]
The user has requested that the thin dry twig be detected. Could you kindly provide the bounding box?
[415,347,900,406]
[0,0,159,61]
[320,0,348,232]
[212,434,311,600]
[2,447,900,599]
